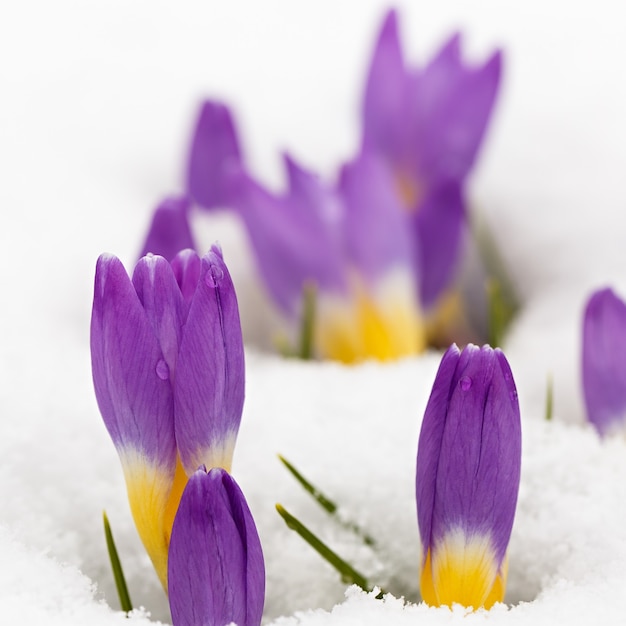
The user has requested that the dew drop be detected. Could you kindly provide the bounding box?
[156,359,170,380]
[510,389,518,401]
[205,263,224,288]
[459,376,472,391]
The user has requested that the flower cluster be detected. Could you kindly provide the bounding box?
[90,8,527,622]
[90,246,264,624]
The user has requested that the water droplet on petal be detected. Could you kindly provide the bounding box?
[460,376,472,391]
[156,359,170,380]
[510,389,518,401]
[204,263,224,288]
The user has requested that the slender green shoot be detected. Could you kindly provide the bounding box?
[103,511,133,613]
[297,282,317,360]
[273,282,317,359]
[276,504,382,596]
[278,455,376,546]
[545,373,554,421]
[279,454,337,513]
[486,278,514,348]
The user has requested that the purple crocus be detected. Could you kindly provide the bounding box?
[90,245,244,589]
[582,287,626,436]
[185,104,427,361]
[362,10,502,309]
[168,467,264,626]
[187,100,244,210]
[139,195,196,261]
[416,344,521,608]
[228,150,426,362]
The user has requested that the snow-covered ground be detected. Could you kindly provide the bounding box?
[2,1,626,623]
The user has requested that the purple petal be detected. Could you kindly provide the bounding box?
[412,182,466,308]
[186,100,243,209]
[90,254,176,467]
[337,152,413,284]
[138,196,196,261]
[410,45,502,183]
[231,161,345,315]
[582,288,626,436]
[174,246,245,474]
[171,249,202,311]
[416,344,521,567]
[362,9,410,161]
[131,254,186,381]
[168,468,265,626]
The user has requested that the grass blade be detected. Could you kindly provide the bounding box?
[276,504,378,593]
[278,455,376,546]
[103,511,133,613]
[545,373,554,421]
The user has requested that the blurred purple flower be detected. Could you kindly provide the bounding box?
[90,245,244,589]
[168,467,264,626]
[229,150,426,362]
[416,344,521,608]
[362,10,502,308]
[582,287,626,436]
[139,195,196,261]
[187,100,244,210]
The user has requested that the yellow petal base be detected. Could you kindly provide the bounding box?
[420,530,507,609]
[120,450,188,591]
[315,271,426,364]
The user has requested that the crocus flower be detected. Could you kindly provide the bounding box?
[168,467,264,626]
[228,150,426,363]
[90,245,244,589]
[582,287,626,436]
[362,10,502,309]
[139,195,196,261]
[187,100,244,210]
[416,344,521,608]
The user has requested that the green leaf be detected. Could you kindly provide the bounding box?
[297,282,317,360]
[276,504,382,595]
[486,278,516,348]
[278,455,375,547]
[273,282,317,360]
[545,373,554,421]
[103,511,133,614]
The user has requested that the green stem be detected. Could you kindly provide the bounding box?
[278,455,375,546]
[276,504,381,594]
[103,511,133,613]
[298,282,317,360]
[545,373,554,421]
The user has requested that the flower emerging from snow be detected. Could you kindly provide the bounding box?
[178,11,503,362]
[363,9,502,310]
[582,287,626,436]
[90,245,254,593]
[168,466,264,626]
[416,344,521,609]
[186,102,425,363]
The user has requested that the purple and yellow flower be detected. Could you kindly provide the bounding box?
[228,151,426,363]
[582,287,626,436]
[416,344,521,608]
[168,467,264,626]
[179,12,503,361]
[362,10,502,310]
[90,245,244,589]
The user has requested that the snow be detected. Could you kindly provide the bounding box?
[2,0,626,623]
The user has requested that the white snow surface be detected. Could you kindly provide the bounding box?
[2,0,626,623]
